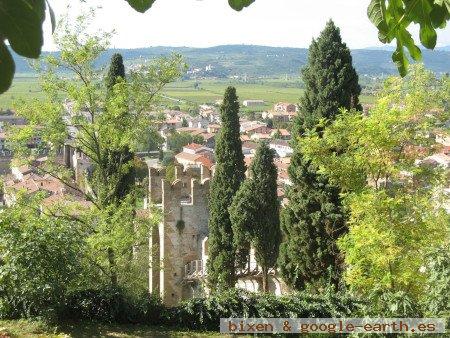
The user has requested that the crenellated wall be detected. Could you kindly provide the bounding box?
[148,162,289,306]
[148,164,210,306]
[149,167,166,204]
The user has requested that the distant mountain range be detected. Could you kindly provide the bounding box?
[12,45,450,77]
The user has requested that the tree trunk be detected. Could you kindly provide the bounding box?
[108,247,118,288]
[262,266,268,293]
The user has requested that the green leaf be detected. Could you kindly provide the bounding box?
[419,23,437,48]
[406,0,437,48]
[368,0,390,42]
[0,41,15,93]
[431,0,450,29]
[125,0,156,13]
[46,0,56,33]
[436,0,450,12]
[392,44,408,77]
[228,0,255,11]
[0,0,46,58]
[399,28,422,61]
[430,5,447,28]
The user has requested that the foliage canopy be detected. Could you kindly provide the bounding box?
[5,13,184,300]
[278,21,356,291]
[300,65,450,303]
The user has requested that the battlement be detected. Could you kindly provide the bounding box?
[148,163,211,306]
[161,177,210,206]
[148,167,166,204]
[191,178,210,205]
[149,164,210,206]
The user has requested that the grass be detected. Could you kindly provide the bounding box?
[0,320,228,338]
[0,77,376,111]
[163,79,304,108]
[0,77,44,110]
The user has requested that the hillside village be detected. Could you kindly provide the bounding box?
[159,102,296,200]
[2,98,449,211]
[0,101,297,206]
[1,91,449,307]
[0,100,294,305]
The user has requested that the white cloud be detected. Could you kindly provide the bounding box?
[42,0,450,51]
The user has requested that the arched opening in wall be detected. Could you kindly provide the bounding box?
[236,279,259,293]
[236,279,246,290]
[248,279,259,293]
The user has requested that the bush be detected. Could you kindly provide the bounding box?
[59,288,166,324]
[162,152,175,166]
[0,204,85,320]
[169,288,362,331]
[360,289,422,318]
[423,246,450,318]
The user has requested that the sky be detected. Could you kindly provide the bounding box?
[42,0,450,51]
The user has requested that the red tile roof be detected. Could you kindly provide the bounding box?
[184,143,203,151]
[195,156,214,169]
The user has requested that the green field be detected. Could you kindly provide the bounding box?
[0,77,375,111]
[164,79,304,107]
[0,77,45,110]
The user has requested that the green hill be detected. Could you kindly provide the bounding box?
[12,45,450,78]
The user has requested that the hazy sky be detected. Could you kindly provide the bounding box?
[42,0,450,51]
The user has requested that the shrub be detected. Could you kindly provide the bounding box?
[356,288,423,318]
[423,246,450,318]
[58,288,165,324]
[170,288,362,331]
[0,205,85,320]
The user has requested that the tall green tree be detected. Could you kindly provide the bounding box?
[106,53,126,92]
[104,53,135,203]
[103,53,134,288]
[10,15,185,292]
[299,20,361,131]
[278,151,346,290]
[207,86,245,289]
[229,142,281,292]
[300,65,449,306]
[279,20,359,290]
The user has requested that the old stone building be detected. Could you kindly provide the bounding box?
[148,165,211,306]
[148,163,287,306]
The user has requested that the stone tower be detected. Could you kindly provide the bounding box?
[148,164,210,306]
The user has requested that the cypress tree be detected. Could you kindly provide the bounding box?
[104,53,135,203]
[106,53,125,93]
[278,20,359,290]
[207,87,245,289]
[99,53,130,289]
[229,142,281,292]
[300,20,361,131]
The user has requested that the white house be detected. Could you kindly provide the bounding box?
[269,140,293,157]
[243,100,265,107]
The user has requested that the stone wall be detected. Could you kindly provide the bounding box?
[148,164,210,306]
[148,162,289,306]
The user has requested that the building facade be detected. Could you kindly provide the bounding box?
[147,163,288,306]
